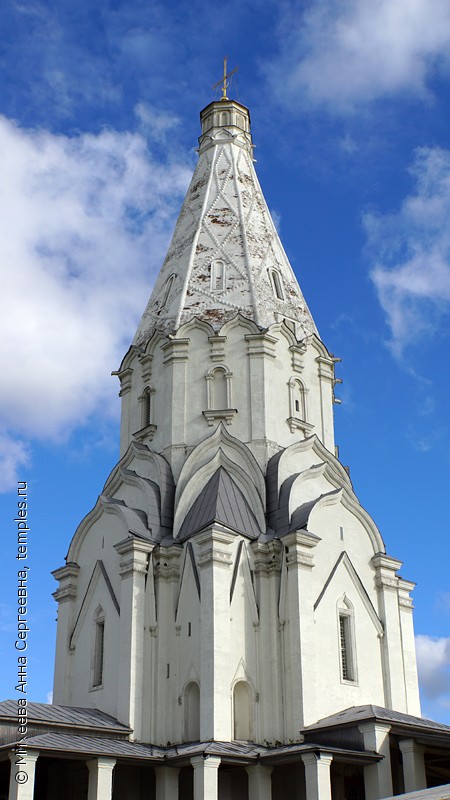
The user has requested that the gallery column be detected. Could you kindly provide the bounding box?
[86,757,116,800]
[191,756,221,800]
[301,752,333,800]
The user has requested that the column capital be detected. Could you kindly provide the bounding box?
[399,738,425,756]
[251,540,282,575]
[153,544,182,581]
[86,756,117,770]
[191,755,222,769]
[358,721,392,740]
[194,526,234,569]
[114,536,154,578]
[283,530,320,569]
[52,562,80,603]
[301,751,333,768]
[8,748,39,765]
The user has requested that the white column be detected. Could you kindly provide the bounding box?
[8,749,39,800]
[195,526,234,741]
[191,755,221,800]
[246,764,272,800]
[301,752,333,800]
[156,766,180,800]
[372,554,407,710]
[114,536,154,739]
[359,722,392,800]
[86,757,116,800]
[283,530,319,733]
[399,739,427,793]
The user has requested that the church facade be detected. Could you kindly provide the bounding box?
[2,96,450,800]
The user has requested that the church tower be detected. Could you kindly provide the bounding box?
[49,92,433,800]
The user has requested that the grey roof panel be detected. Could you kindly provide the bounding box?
[1,732,163,760]
[303,705,450,734]
[0,700,129,732]
[178,468,260,541]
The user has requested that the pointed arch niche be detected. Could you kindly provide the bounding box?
[184,681,200,741]
[203,364,237,426]
[232,681,253,741]
[287,376,314,435]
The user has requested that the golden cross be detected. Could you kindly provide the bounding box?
[212,56,239,100]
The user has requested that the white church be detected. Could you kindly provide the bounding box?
[1,91,450,800]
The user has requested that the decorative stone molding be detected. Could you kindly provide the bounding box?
[114,536,154,580]
[289,342,307,372]
[52,562,80,604]
[372,553,402,592]
[202,408,237,426]
[161,338,190,365]
[138,352,153,382]
[208,334,227,361]
[113,366,133,396]
[283,530,320,570]
[287,416,314,435]
[398,578,415,609]
[251,540,283,575]
[316,355,334,380]
[245,332,278,358]
[132,423,157,442]
[153,545,182,582]
[194,526,234,569]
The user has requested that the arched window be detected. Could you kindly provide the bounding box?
[212,367,227,409]
[287,377,312,435]
[184,682,200,741]
[92,608,105,688]
[233,681,252,740]
[203,365,236,426]
[268,268,284,300]
[211,259,226,292]
[141,386,155,429]
[220,111,230,127]
[337,596,357,683]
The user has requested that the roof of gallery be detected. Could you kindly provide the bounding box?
[133,97,317,344]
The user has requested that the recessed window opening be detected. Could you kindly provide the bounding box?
[93,619,105,688]
[212,368,227,409]
[269,268,284,300]
[143,388,151,427]
[295,399,300,413]
[160,274,175,310]
[211,259,226,292]
[188,622,192,637]
[339,614,354,682]
[166,663,170,679]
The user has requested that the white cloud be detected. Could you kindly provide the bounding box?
[269,0,450,112]
[364,147,450,355]
[0,114,191,491]
[416,634,450,706]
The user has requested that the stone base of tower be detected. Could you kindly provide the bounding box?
[1,701,450,800]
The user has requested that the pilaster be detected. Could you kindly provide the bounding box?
[283,530,320,732]
[194,525,234,740]
[398,578,421,715]
[191,756,221,800]
[161,337,190,446]
[301,752,333,800]
[372,554,407,710]
[52,562,80,704]
[8,749,39,800]
[86,757,116,800]
[153,544,182,744]
[399,739,427,793]
[114,536,154,738]
[251,540,283,741]
[359,722,393,800]
[316,354,335,452]
[245,332,277,441]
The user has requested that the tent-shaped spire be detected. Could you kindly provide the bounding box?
[134,98,317,344]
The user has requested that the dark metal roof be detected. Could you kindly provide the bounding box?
[178,468,260,541]
[0,701,130,733]
[384,786,450,800]
[0,732,164,761]
[303,705,450,734]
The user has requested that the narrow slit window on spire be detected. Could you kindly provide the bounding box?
[211,259,226,292]
[92,615,105,688]
[337,598,357,683]
[268,268,284,300]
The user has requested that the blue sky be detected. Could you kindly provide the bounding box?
[0,0,449,724]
